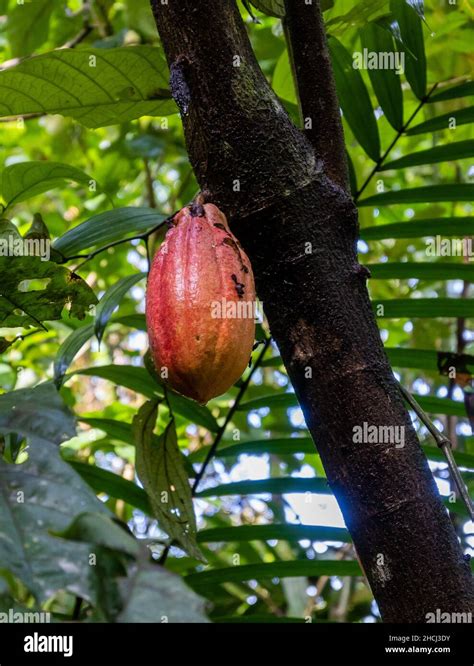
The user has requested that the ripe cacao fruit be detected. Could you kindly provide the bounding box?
[146,202,256,404]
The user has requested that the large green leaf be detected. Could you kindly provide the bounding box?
[73,365,219,432]
[53,207,166,257]
[78,417,134,445]
[367,262,474,281]
[390,0,426,99]
[69,460,151,514]
[379,141,474,170]
[359,184,474,205]
[189,436,316,463]
[6,0,53,58]
[196,477,331,498]
[329,37,381,161]
[94,273,146,344]
[0,161,96,208]
[0,254,97,328]
[372,298,474,318]
[360,22,403,131]
[238,393,297,411]
[406,107,474,135]
[133,401,202,560]
[0,439,108,602]
[428,81,474,103]
[386,347,474,374]
[54,323,95,387]
[197,524,351,544]
[361,217,474,240]
[0,47,176,128]
[237,390,467,418]
[117,561,209,623]
[186,560,361,587]
[0,383,76,445]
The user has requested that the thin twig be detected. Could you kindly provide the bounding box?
[398,382,474,521]
[192,337,272,494]
[355,83,439,202]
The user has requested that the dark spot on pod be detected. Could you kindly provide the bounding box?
[189,203,205,218]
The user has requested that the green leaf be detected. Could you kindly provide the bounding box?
[133,401,203,560]
[0,255,97,328]
[390,0,426,99]
[69,460,151,514]
[428,81,474,103]
[189,436,316,463]
[249,0,284,18]
[197,524,351,544]
[359,184,474,206]
[186,560,361,587]
[373,298,474,318]
[422,445,474,470]
[406,107,474,135]
[113,313,147,330]
[79,417,133,444]
[360,22,404,131]
[385,347,474,374]
[328,37,380,161]
[95,273,146,344]
[379,140,474,170]
[326,0,389,35]
[0,161,97,208]
[360,217,474,240]
[75,364,160,398]
[6,0,53,58]
[411,395,467,418]
[54,512,139,558]
[367,262,474,281]
[346,150,358,196]
[196,477,331,498]
[73,365,219,432]
[238,393,297,411]
[0,383,76,445]
[53,207,166,257]
[0,47,176,128]
[0,439,108,602]
[54,323,94,388]
[117,561,209,623]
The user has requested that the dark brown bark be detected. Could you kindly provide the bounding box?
[149,0,474,621]
[283,0,349,191]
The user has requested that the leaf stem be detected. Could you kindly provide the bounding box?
[192,336,272,494]
[355,83,439,202]
[398,381,474,521]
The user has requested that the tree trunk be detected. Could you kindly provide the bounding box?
[149,0,474,621]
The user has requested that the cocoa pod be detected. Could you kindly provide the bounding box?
[146,202,256,404]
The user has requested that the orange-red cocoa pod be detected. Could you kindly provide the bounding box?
[146,203,256,404]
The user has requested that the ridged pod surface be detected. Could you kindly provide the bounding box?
[146,203,256,404]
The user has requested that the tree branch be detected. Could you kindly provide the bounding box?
[283,0,349,191]
[149,0,474,621]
